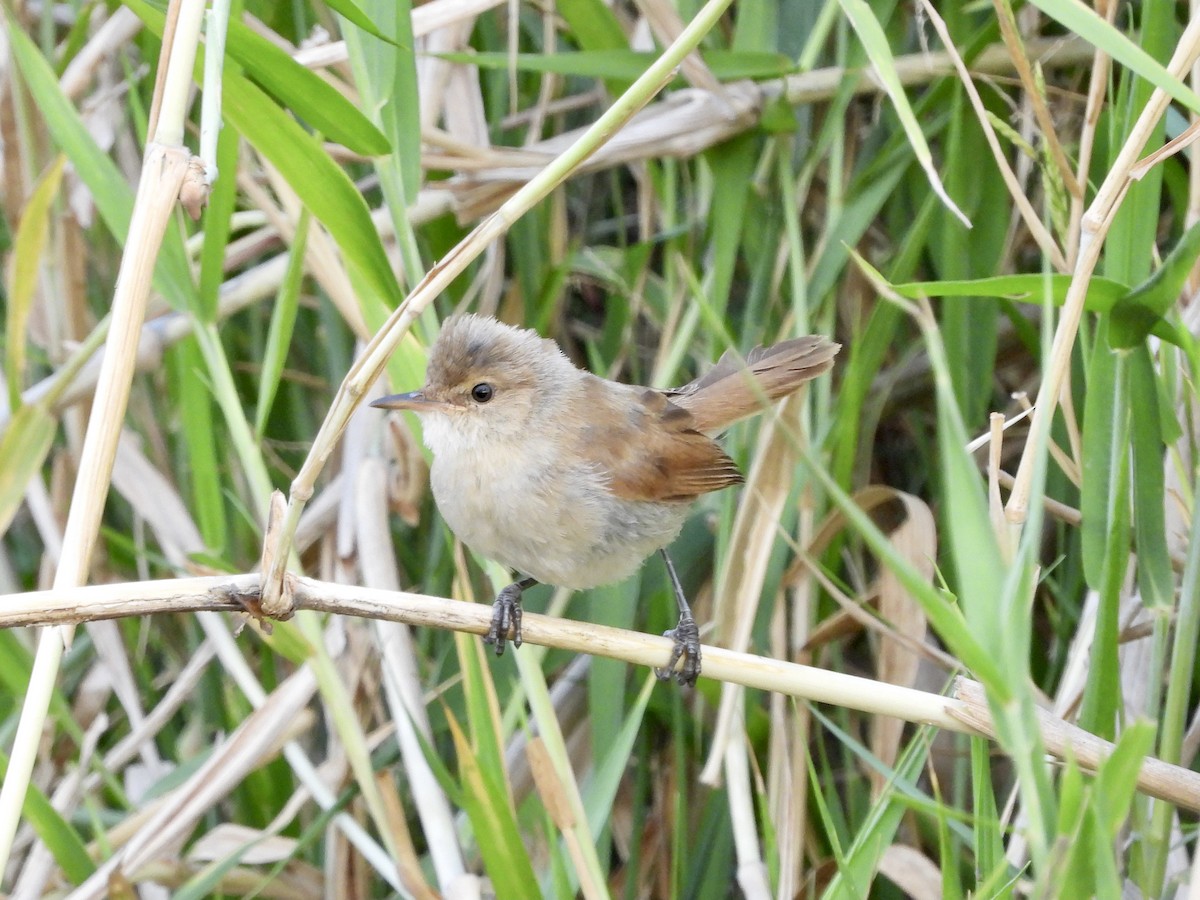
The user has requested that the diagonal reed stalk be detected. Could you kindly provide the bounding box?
[0,0,203,879]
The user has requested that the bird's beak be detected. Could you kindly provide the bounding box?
[371,391,454,413]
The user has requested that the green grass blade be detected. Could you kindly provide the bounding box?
[255,209,311,436]
[168,337,225,553]
[225,18,390,155]
[197,114,241,324]
[0,750,94,884]
[1128,347,1173,610]
[4,156,64,410]
[1028,0,1200,113]
[557,0,627,51]
[896,274,1129,311]
[446,671,539,896]
[0,403,56,537]
[836,0,968,226]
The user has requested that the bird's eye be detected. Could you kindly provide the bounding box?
[470,383,494,403]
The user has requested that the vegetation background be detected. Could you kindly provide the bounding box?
[1,0,1199,896]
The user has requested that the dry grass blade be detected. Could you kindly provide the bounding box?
[1008,13,1200,523]
[878,844,943,900]
[0,138,196,881]
[919,0,1067,271]
[70,670,318,899]
[703,393,809,786]
[870,491,935,796]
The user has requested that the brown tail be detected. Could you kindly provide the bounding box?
[672,335,839,433]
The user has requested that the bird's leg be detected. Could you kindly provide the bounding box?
[656,549,701,686]
[484,576,537,654]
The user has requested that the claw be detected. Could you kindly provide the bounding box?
[483,578,535,655]
[656,611,701,686]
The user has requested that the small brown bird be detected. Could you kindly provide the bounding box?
[372,315,838,684]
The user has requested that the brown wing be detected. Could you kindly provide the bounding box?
[574,383,743,503]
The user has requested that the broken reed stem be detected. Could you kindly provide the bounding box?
[5,573,1200,813]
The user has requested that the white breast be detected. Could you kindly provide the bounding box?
[425,421,689,589]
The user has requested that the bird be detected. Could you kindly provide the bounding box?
[372,314,839,685]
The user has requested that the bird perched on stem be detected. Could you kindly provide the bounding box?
[373,315,838,685]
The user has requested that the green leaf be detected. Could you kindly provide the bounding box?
[223,85,400,316]
[970,737,1005,884]
[4,16,194,308]
[1028,0,1200,114]
[895,274,1130,312]
[225,18,391,156]
[1109,218,1200,349]
[705,131,758,320]
[1078,329,1130,738]
[170,337,226,552]
[556,0,627,51]
[1128,347,1173,609]
[1079,330,1126,592]
[818,721,933,900]
[5,156,65,409]
[0,749,95,885]
[255,209,310,435]
[1093,720,1155,840]
[445,703,539,898]
[0,403,56,536]
[197,109,242,323]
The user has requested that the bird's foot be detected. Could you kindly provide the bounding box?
[483,580,528,655]
[657,611,701,686]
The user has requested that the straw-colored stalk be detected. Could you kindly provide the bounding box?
[0,0,207,879]
[1006,14,1200,527]
[5,573,1200,813]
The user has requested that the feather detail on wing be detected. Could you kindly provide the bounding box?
[574,383,743,503]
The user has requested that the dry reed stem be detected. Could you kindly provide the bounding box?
[950,679,1200,812]
[991,0,1082,199]
[6,573,1200,813]
[355,450,465,889]
[0,0,206,877]
[0,141,196,882]
[1007,15,1200,526]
